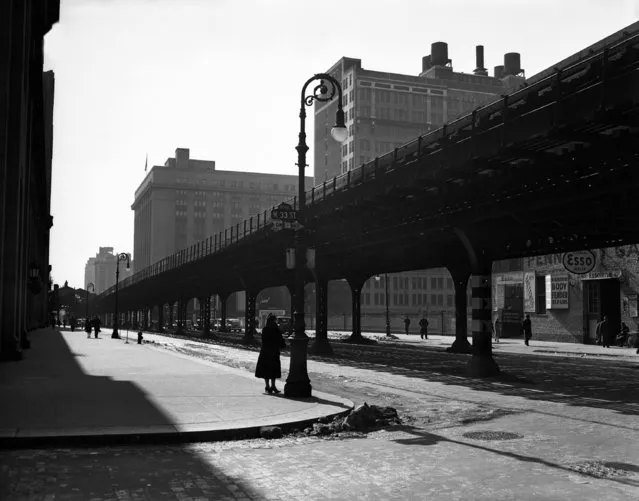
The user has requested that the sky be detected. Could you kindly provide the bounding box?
[44,0,639,288]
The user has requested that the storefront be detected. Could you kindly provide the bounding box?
[493,245,639,343]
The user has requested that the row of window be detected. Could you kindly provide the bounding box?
[369,276,454,291]
[362,293,455,307]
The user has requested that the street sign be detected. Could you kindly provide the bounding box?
[271,220,303,232]
[271,202,298,221]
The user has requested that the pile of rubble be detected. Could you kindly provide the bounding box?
[260,403,401,439]
[307,402,401,436]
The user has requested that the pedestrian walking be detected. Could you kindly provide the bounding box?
[85,317,92,338]
[419,317,429,339]
[69,316,77,332]
[599,315,611,348]
[522,314,532,346]
[93,315,101,339]
[255,314,286,394]
[494,316,502,343]
[404,317,411,335]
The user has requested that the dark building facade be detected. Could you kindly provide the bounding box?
[0,0,59,360]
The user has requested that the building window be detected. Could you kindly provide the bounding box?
[393,294,398,305]
[447,295,454,307]
[447,278,453,289]
[438,294,444,306]
[438,277,444,289]
[536,275,547,314]
[431,277,437,289]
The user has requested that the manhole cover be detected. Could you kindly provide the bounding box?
[568,461,633,478]
[462,431,523,441]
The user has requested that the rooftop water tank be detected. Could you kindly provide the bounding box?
[504,52,522,75]
[431,42,449,66]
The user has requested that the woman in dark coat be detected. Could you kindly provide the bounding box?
[255,315,285,394]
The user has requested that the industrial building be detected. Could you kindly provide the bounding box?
[315,43,525,330]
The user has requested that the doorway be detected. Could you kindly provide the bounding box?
[584,279,620,343]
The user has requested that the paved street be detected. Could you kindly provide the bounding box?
[1,329,638,500]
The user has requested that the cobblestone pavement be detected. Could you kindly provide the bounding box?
[2,331,638,500]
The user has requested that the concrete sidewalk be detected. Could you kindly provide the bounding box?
[0,328,352,448]
[322,330,639,361]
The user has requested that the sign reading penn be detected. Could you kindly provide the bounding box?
[562,250,596,274]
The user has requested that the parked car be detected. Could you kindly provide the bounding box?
[226,318,242,332]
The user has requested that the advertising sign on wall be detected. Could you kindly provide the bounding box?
[545,274,569,309]
[562,250,596,274]
[523,272,536,312]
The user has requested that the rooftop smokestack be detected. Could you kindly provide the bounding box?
[473,45,488,76]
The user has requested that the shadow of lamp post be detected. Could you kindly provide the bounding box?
[111,252,130,339]
[284,73,347,398]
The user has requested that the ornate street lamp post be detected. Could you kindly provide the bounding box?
[375,274,392,336]
[111,253,130,339]
[85,282,94,322]
[284,74,347,398]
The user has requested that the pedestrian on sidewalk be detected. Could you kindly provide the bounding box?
[85,317,92,338]
[69,316,77,332]
[93,315,101,339]
[494,315,502,343]
[404,317,411,335]
[255,314,286,394]
[419,317,429,339]
[600,315,611,348]
[523,314,532,346]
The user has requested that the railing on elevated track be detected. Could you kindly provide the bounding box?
[99,31,638,300]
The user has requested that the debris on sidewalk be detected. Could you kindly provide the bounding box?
[303,402,401,437]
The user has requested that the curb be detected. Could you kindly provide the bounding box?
[0,407,353,450]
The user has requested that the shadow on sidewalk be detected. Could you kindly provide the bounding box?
[392,425,639,488]
[0,328,262,498]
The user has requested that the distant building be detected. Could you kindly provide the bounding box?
[132,148,312,271]
[131,148,311,316]
[84,257,95,289]
[315,43,525,329]
[85,247,132,295]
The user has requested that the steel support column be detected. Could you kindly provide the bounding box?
[446,266,473,354]
[158,303,164,332]
[467,264,500,377]
[219,294,228,332]
[243,290,258,343]
[309,277,332,354]
[347,277,365,342]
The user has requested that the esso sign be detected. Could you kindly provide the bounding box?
[562,250,596,274]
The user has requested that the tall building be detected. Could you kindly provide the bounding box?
[0,1,59,360]
[132,148,312,272]
[84,257,96,289]
[85,247,132,295]
[314,43,525,329]
[315,42,525,180]
[131,148,312,316]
